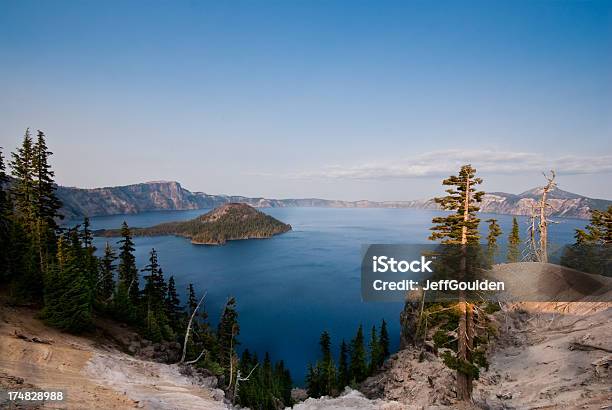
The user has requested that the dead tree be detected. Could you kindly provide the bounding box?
[524,203,539,261]
[523,171,557,262]
[179,291,207,364]
[231,363,259,404]
[538,171,556,263]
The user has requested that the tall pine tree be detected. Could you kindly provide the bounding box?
[507,217,521,262]
[485,218,502,264]
[429,164,484,401]
[98,242,117,302]
[349,324,368,383]
[218,297,239,387]
[117,221,139,303]
[379,319,390,363]
[337,339,349,389]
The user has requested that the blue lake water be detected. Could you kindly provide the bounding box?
[69,208,586,385]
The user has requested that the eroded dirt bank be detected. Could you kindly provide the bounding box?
[0,303,227,409]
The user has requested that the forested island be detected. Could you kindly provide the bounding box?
[96,203,292,245]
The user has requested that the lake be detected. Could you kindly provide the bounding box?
[70,208,587,385]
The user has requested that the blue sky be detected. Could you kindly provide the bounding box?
[1,0,611,200]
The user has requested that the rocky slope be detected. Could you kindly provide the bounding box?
[55,181,610,219]
[97,203,292,245]
[0,301,228,410]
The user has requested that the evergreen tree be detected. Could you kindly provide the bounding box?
[317,331,336,396]
[575,206,612,244]
[141,248,166,339]
[430,165,484,244]
[165,276,182,328]
[337,339,349,389]
[379,319,390,362]
[8,130,40,298]
[349,324,368,383]
[306,363,320,398]
[187,283,198,314]
[10,129,36,228]
[368,325,381,375]
[42,229,92,333]
[98,242,116,302]
[428,164,485,401]
[80,218,98,297]
[485,218,502,264]
[218,297,239,386]
[31,130,62,268]
[507,217,521,262]
[117,221,139,303]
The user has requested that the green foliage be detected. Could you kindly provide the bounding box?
[485,218,502,263]
[98,242,117,302]
[561,206,612,275]
[349,324,368,383]
[41,230,93,333]
[441,350,480,380]
[574,206,612,245]
[1,130,299,407]
[99,203,291,245]
[237,350,293,409]
[379,319,390,360]
[337,339,349,390]
[217,297,239,385]
[306,331,337,397]
[117,222,139,303]
[507,217,521,262]
[368,325,382,374]
[429,165,484,244]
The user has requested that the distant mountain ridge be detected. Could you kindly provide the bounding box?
[55,180,611,220]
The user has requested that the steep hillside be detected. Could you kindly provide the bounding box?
[97,203,292,245]
[0,302,228,410]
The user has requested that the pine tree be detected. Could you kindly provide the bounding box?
[117,221,139,303]
[98,242,116,302]
[317,331,336,396]
[429,164,484,401]
[306,363,320,398]
[218,297,239,387]
[10,129,36,228]
[142,249,160,334]
[80,218,98,296]
[42,229,93,333]
[507,217,521,262]
[349,324,368,383]
[368,325,381,375]
[430,165,484,244]
[379,319,390,363]
[485,218,502,264]
[165,276,182,328]
[187,283,198,314]
[31,130,62,269]
[575,206,612,244]
[337,339,349,389]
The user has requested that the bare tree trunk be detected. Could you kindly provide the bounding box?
[179,292,207,364]
[538,171,555,263]
[456,176,472,401]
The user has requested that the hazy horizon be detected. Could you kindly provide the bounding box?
[1,1,611,201]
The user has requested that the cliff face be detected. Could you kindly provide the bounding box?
[56,181,610,220]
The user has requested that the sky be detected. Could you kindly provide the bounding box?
[1,0,611,201]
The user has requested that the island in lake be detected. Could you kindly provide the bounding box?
[96,203,292,245]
